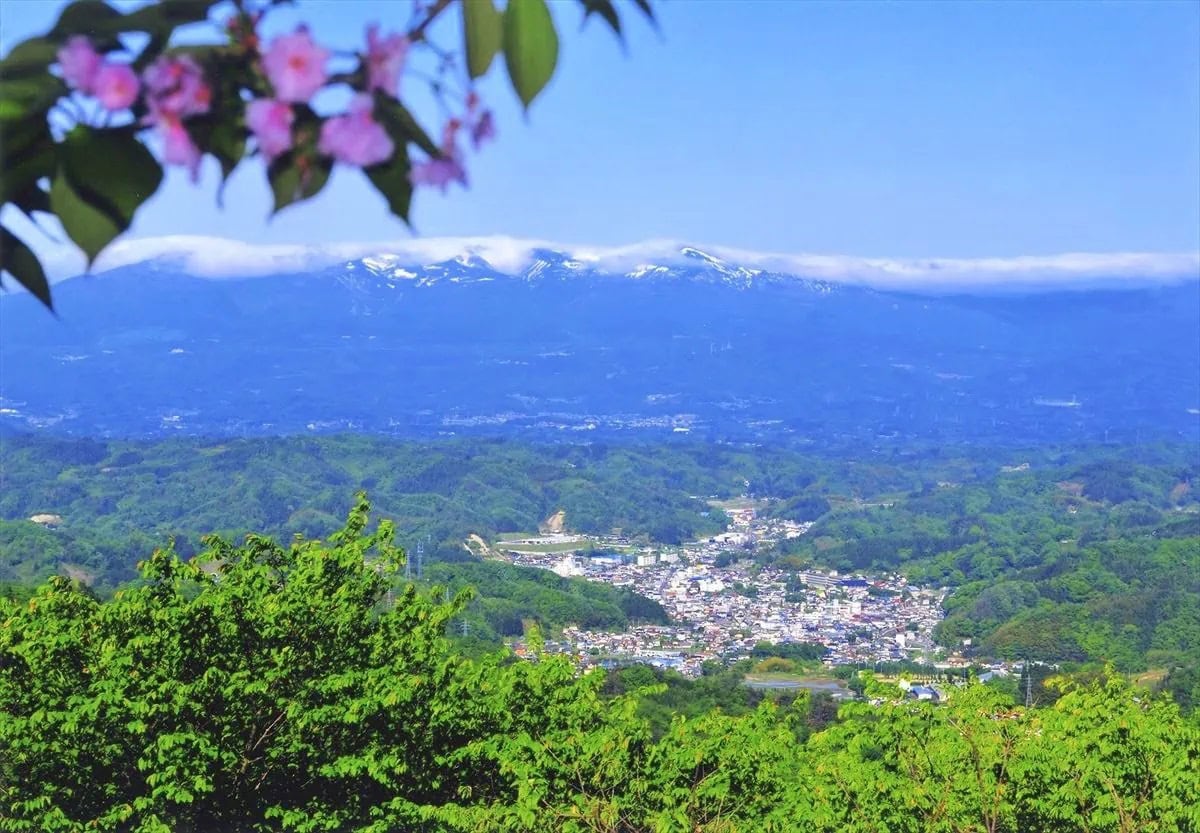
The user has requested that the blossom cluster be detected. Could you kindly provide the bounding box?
[58,37,212,178]
[54,13,495,192]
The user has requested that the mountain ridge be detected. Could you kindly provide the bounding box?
[1,250,1197,445]
[289,246,840,291]
[18,236,1200,292]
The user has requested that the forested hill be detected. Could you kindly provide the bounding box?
[1,434,1196,672]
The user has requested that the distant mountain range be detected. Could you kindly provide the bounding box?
[2,246,1198,446]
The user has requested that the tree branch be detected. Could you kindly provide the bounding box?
[407,0,454,43]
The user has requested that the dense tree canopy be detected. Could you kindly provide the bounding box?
[3,499,1199,832]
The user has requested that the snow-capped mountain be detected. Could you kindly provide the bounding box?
[345,252,501,287]
[43,234,1199,291]
[520,248,594,280]
[1,245,1197,445]
[327,245,835,291]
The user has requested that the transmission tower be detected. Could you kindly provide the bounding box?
[416,540,424,580]
[1024,660,1033,708]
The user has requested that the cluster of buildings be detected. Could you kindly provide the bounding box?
[492,502,948,677]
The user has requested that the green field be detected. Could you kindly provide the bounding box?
[744,673,848,690]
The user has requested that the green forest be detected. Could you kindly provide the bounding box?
[1,435,1196,681]
[3,500,1198,833]
[770,462,1200,677]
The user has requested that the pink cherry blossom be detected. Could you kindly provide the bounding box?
[365,24,409,97]
[92,63,140,111]
[159,116,202,181]
[463,91,495,150]
[409,121,468,192]
[57,36,102,93]
[262,27,330,103]
[143,55,211,119]
[318,95,394,167]
[246,99,294,161]
[470,110,496,150]
[409,155,467,192]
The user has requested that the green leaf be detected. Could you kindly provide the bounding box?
[50,1,123,50]
[503,0,559,110]
[0,224,52,309]
[631,0,657,26]
[212,123,246,208]
[463,0,503,80]
[11,183,52,216]
[188,114,246,200]
[161,43,231,63]
[122,0,218,34]
[59,126,163,232]
[0,117,56,205]
[580,0,621,39]
[268,153,332,215]
[365,148,414,225]
[7,181,56,243]
[50,169,119,264]
[268,105,330,213]
[0,43,68,122]
[0,38,61,80]
[52,0,120,31]
[0,73,67,118]
[48,127,161,265]
[373,92,440,159]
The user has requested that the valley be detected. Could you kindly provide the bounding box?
[2,434,1195,696]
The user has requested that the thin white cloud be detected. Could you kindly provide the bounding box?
[89,235,564,278]
[34,234,1200,292]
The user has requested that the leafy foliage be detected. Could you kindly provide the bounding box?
[424,559,669,639]
[3,501,1199,832]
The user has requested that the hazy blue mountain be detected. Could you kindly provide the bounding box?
[2,247,1197,446]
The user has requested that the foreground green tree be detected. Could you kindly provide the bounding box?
[3,498,1199,832]
[0,496,634,832]
[792,675,1200,833]
[1010,674,1200,833]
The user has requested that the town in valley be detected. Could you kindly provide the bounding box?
[471,499,977,686]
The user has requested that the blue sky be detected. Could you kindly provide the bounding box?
[2,0,1198,272]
